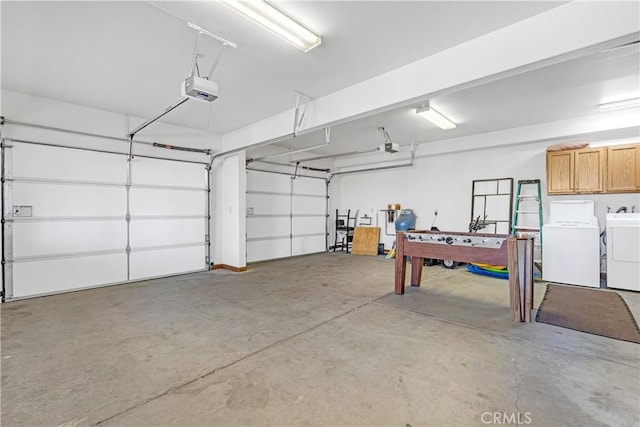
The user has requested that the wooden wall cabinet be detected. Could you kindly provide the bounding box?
[546,150,574,194]
[574,147,606,193]
[546,143,639,194]
[546,147,605,194]
[607,144,640,192]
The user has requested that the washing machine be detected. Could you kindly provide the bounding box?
[542,200,600,287]
[606,213,640,291]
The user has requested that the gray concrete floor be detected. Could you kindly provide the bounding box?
[1,253,639,427]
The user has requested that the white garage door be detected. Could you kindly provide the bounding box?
[246,169,327,262]
[2,138,210,300]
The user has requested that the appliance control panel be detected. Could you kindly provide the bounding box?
[404,232,505,249]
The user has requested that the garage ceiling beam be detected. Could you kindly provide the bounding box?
[223,2,640,152]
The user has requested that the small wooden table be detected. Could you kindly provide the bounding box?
[394,230,534,322]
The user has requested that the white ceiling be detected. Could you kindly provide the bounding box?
[2,1,638,164]
[3,1,565,134]
[264,41,640,165]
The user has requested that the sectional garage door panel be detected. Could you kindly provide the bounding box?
[292,216,325,235]
[129,218,205,248]
[247,170,291,193]
[246,171,293,262]
[12,254,127,298]
[130,246,206,280]
[12,143,126,183]
[246,193,290,215]
[246,217,290,240]
[293,176,325,195]
[246,192,290,241]
[129,188,206,217]
[246,170,326,262]
[13,182,127,217]
[247,238,290,263]
[292,195,326,215]
[7,143,128,298]
[292,235,326,256]
[13,221,127,257]
[3,138,210,300]
[128,157,208,276]
[130,158,205,187]
[291,177,326,249]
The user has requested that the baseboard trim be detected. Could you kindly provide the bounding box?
[212,264,247,272]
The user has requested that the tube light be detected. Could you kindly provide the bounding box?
[597,97,640,111]
[220,0,321,52]
[416,104,456,130]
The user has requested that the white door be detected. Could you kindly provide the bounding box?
[128,157,209,280]
[291,176,327,256]
[246,170,326,262]
[3,140,210,300]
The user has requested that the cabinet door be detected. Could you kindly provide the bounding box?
[546,150,574,194]
[607,144,639,192]
[574,147,606,193]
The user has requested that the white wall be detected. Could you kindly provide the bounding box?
[331,129,640,261]
[212,152,246,269]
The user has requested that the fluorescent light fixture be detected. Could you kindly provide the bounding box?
[416,104,456,130]
[598,97,640,111]
[220,0,321,52]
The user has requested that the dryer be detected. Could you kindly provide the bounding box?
[606,213,640,292]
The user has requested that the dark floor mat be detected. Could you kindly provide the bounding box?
[536,284,640,343]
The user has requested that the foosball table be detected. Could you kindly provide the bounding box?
[394,230,535,322]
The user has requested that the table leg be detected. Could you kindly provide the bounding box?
[507,237,522,322]
[394,234,406,295]
[524,238,533,323]
[411,257,423,287]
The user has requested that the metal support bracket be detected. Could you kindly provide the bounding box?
[190,31,202,78]
[293,90,313,137]
[128,134,134,160]
[327,141,416,183]
[291,162,300,180]
[247,126,331,165]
